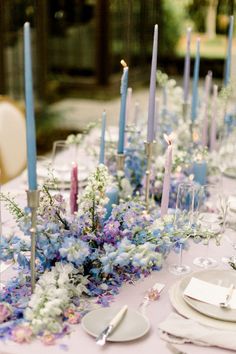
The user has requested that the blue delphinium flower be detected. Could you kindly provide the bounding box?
[59,237,90,266]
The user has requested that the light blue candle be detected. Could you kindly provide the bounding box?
[193,161,207,186]
[183,28,191,103]
[191,38,200,122]
[104,185,119,220]
[117,62,129,154]
[99,111,106,164]
[24,22,37,190]
[224,15,234,86]
[147,24,158,143]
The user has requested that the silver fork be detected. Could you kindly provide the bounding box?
[219,283,234,308]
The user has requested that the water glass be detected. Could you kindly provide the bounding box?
[169,182,196,275]
[193,184,228,268]
[51,141,72,191]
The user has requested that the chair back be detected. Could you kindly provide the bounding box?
[0,97,27,184]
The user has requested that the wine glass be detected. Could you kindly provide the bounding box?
[169,182,196,275]
[222,228,236,265]
[193,184,228,268]
[51,141,72,192]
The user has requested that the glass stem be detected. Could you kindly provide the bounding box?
[178,243,183,267]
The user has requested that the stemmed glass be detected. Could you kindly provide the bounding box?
[169,182,196,275]
[222,228,236,265]
[193,184,228,268]
[51,141,72,192]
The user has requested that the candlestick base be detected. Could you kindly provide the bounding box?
[117,153,125,171]
[26,189,40,293]
[182,102,190,122]
[144,141,155,209]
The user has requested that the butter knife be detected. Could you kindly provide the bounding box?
[95,305,128,346]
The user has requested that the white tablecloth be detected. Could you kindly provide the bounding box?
[0,174,236,354]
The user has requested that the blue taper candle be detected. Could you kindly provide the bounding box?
[191,38,200,122]
[117,60,129,154]
[147,24,158,143]
[183,27,192,103]
[24,22,37,190]
[99,110,106,164]
[224,15,234,86]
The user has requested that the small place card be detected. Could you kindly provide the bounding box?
[184,277,236,309]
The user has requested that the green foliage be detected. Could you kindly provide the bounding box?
[158,0,184,56]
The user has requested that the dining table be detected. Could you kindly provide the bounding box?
[0,134,236,354]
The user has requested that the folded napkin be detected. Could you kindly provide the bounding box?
[159,312,236,351]
[184,277,236,309]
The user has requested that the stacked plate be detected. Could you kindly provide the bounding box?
[169,270,236,330]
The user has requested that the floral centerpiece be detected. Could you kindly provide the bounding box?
[0,165,199,344]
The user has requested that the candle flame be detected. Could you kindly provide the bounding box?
[163,132,174,145]
[120,59,128,68]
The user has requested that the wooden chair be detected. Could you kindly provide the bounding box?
[0,97,27,184]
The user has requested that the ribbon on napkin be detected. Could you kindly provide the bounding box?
[159,312,236,351]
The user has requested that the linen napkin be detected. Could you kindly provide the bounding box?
[158,312,236,351]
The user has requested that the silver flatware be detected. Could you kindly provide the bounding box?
[95,305,128,346]
[219,283,234,308]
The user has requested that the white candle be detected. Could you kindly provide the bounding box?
[133,101,140,125]
[161,133,173,217]
[210,85,218,151]
[202,71,212,147]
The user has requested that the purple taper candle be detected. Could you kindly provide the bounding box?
[202,71,212,147]
[154,97,159,140]
[147,24,158,143]
[210,85,218,151]
[183,28,192,103]
[126,87,132,126]
[161,134,173,217]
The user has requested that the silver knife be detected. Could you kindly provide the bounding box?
[95,305,128,346]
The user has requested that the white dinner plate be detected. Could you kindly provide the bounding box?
[181,270,236,322]
[223,167,236,179]
[82,307,150,342]
[228,196,236,213]
[169,270,236,329]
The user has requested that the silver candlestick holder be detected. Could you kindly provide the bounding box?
[26,190,40,292]
[117,153,125,172]
[144,141,155,209]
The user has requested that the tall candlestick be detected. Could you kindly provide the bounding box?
[210,85,218,151]
[24,22,37,191]
[183,28,192,104]
[154,97,159,140]
[147,24,158,143]
[126,87,132,126]
[191,38,200,122]
[99,111,106,164]
[224,15,234,86]
[202,71,212,147]
[161,134,173,217]
[117,60,129,154]
[70,163,78,214]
